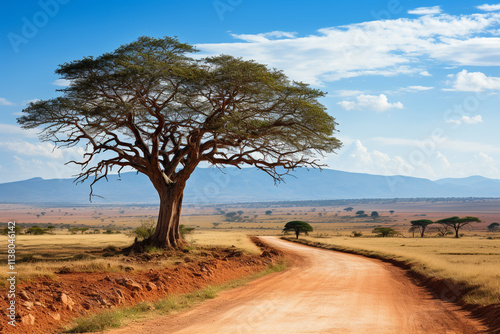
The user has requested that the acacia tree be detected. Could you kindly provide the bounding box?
[283,221,313,239]
[436,216,481,238]
[18,36,341,249]
[410,219,433,238]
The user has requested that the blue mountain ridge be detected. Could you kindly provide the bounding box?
[0,168,498,204]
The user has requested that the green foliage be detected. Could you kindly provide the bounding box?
[487,222,499,232]
[372,227,397,237]
[410,219,434,238]
[436,216,481,238]
[343,207,354,212]
[26,226,45,235]
[283,221,313,239]
[1,224,22,235]
[352,231,363,237]
[132,221,156,240]
[370,211,379,218]
[179,224,195,237]
[265,210,273,216]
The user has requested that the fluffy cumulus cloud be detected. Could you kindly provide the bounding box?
[327,139,500,179]
[338,94,403,111]
[446,70,500,91]
[198,11,500,85]
[477,3,500,11]
[408,6,442,15]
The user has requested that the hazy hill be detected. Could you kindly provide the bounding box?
[0,168,499,204]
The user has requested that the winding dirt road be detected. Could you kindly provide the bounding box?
[104,237,487,334]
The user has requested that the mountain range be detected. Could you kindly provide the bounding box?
[0,168,499,204]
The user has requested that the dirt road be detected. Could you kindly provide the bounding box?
[104,237,487,334]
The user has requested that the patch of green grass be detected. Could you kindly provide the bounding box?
[65,261,287,333]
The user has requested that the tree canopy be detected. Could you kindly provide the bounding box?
[18,36,341,249]
[283,221,313,239]
[372,227,397,237]
[436,216,481,238]
[410,219,434,238]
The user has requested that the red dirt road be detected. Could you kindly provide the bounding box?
[104,237,487,334]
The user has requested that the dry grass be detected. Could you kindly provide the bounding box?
[0,231,262,286]
[302,235,500,304]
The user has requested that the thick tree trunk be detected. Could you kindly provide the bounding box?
[454,226,460,238]
[124,182,188,252]
[149,183,187,248]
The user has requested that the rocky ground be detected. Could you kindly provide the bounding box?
[0,240,282,334]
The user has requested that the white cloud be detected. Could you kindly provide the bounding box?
[22,99,40,106]
[231,31,297,43]
[334,90,364,97]
[406,85,434,91]
[477,4,500,11]
[461,115,483,124]
[0,141,64,159]
[420,71,432,77]
[338,94,403,111]
[0,123,37,138]
[0,98,14,106]
[408,6,442,15]
[52,79,71,87]
[445,115,483,125]
[446,70,500,91]
[198,12,500,85]
[328,139,500,179]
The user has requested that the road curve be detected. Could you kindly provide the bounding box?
[104,236,487,334]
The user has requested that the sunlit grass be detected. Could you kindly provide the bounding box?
[300,235,500,305]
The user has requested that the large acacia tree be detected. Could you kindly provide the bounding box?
[18,36,341,249]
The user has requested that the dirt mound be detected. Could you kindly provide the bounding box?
[0,242,283,334]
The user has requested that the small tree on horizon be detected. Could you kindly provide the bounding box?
[436,216,481,238]
[410,219,434,238]
[283,221,313,239]
[487,222,499,232]
[372,227,397,237]
[371,211,379,219]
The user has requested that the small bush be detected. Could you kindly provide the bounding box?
[67,311,122,333]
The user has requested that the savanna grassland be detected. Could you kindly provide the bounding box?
[1,198,499,304]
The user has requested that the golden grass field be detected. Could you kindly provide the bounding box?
[301,235,500,304]
[0,231,261,287]
[1,199,500,305]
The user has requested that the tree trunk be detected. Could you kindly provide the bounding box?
[420,227,425,238]
[295,230,299,239]
[454,226,460,238]
[135,182,187,250]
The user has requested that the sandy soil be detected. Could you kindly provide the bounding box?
[104,237,487,334]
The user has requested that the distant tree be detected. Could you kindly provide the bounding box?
[237,210,244,216]
[372,227,397,237]
[355,210,368,217]
[26,226,45,235]
[436,216,481,238]
[487,222,499,232]
[265,210,273,216]
[283,221,313,239]
[343,207,354,212]
[410,219,434,238]
[212,222,220,229]
[1,224,23,235]
[352,231,362,237]
[389,210,395,215]
[80,227,89,234]
[408,226,418,238]
[371,211,379,219]
[179,224,195,237]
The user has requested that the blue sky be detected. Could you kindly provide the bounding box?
[2,0,500,183]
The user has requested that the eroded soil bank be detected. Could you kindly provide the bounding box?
[0,238,282,334]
